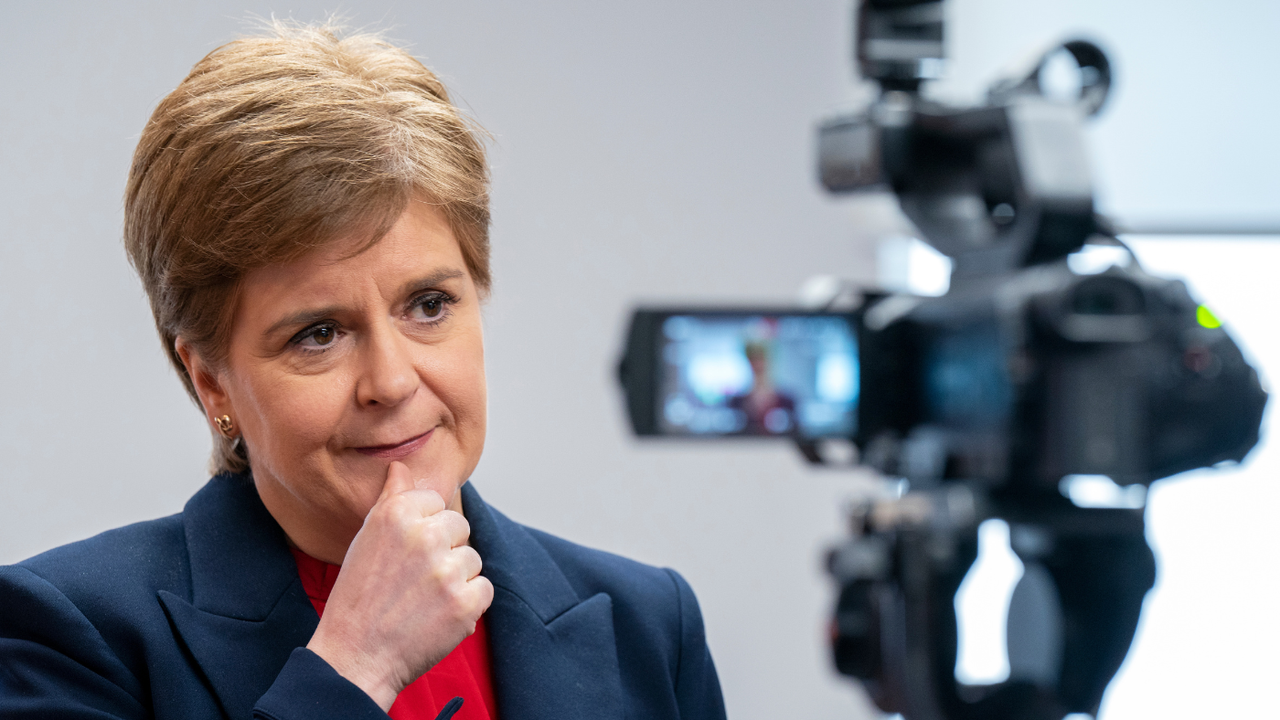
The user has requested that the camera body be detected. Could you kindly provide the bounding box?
[857,259,1264,495]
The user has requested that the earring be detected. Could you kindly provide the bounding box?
[214,415,236,438]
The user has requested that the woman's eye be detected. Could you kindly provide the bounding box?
[410,293,451,322]
[294,324,338,349]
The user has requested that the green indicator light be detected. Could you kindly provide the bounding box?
[1196,305,1222,329]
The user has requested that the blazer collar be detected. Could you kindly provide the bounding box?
[463,483,624,720]
[461,483,582,623]
[180,473,303,619]
[159,473,318,718]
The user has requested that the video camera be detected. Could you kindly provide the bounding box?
[616,1,1268,719]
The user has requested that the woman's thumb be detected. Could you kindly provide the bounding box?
[378,460,416,501]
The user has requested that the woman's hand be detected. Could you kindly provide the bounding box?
[305,462,494,710]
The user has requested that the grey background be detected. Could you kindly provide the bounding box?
[1,2,1275,718]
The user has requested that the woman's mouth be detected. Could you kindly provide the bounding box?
[354,429,434,460]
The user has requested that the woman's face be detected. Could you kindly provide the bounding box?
[184,201,486,563]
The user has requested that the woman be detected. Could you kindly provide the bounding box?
[0,23,726,720]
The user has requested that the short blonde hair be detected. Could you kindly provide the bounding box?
[124,22,490,474]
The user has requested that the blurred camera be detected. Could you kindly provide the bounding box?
[616,2,1266,719]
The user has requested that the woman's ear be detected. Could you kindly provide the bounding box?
[174,337,231,421]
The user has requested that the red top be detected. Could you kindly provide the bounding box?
[291,548,499,720]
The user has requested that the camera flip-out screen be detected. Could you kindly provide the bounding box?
[620,310,859,438]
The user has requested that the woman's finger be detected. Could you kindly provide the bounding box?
[432,510,471,548]
[397,488,447,519]
[454,545,483,580]
[470,575,495,611]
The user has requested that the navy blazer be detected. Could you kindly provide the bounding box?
[0,473,727,719]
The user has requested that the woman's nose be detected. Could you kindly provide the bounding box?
[355,325,419,408]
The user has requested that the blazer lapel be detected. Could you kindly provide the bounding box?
[463,483,624,720]
[157,475,624,720]
[159,474,318,719]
